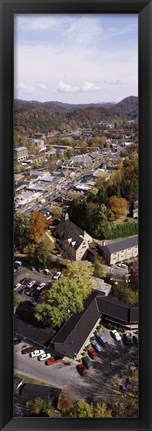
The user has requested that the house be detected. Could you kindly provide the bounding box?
[14,146,28,162]
[98,235,138,265]
[70,155,92,167]
[32,138,46,152]
[56,219,93,261]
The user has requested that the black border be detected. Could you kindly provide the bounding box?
[0,1,152,430]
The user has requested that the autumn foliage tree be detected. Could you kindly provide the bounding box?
[108,195,128,217]
[29,211,47,243]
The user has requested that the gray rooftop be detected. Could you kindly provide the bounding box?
[14,146,27,152]
[103,235,138,254]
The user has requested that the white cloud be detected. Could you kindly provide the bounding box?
[16,15,60,32]
[15,82,35,95]
[81,81,99,91]
[57,81,79,93]
[35,82,47,90]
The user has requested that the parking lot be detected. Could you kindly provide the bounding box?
[14,324,138,406]
[14,264,61,303]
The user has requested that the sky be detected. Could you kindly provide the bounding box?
[14,14,138,104]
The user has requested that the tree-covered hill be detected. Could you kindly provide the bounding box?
[14,96,138,134]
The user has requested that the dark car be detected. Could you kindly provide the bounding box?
[96,332,108,347]
[123,333,133,345]
[82,355,92,369]
[133,335,138,345]
[37,268,43,273]
[20,277,28,284]
[24,287,31,296]
[76,363,88,376]
[120,384,127,391]
[30,266,36,271]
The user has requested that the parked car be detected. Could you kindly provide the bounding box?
[82,355,92,369]
[96,332,108,347]
[14,283,22,290]
[14,264,21,270]
[14,260,22,267]
[123,333,133,345]
[111,329,121,342]
[24,287,32,296]
[92,340,103,353]
[22,346,35,354]
[27,280,36,288]
[38,353,51,361]
[88,347,97,359]
[20,278,28,284]
[24,278,31,286]
[44,269,50,275]
[76,363,88,377]
[29,349,45,358]
[34,280,41,287]
[36,282,46,291]
[30,266,36,271]
[45,357,62,366]
[37,268,43,272]
[133,335,138,345]
[52,271,61,280]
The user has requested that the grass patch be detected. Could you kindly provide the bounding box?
[15,372,53,387]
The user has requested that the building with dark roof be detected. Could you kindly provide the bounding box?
[51,292,138,359]
[14,315,55,349]
[14,294,138,361]
[51,291,103,359]
[56,219,92,261]
[97,296,138,326]
[98,235,138,265]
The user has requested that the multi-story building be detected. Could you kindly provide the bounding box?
[14,146,28,162]
[56,218,93,261]
[99,235,138,265]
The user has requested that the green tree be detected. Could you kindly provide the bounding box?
[63,400,113,418]
[35,262,93,328]
[33,241,50,268]
[93,204,114,238]
[93,258,106,278]
[111,282,138,305]
[96,185,108,205]
[27,397,46,415]
[14,214,31,252]
[93,402,112,418]
[67,399,94,418]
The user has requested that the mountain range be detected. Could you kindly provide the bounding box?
[14,96,138,134]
